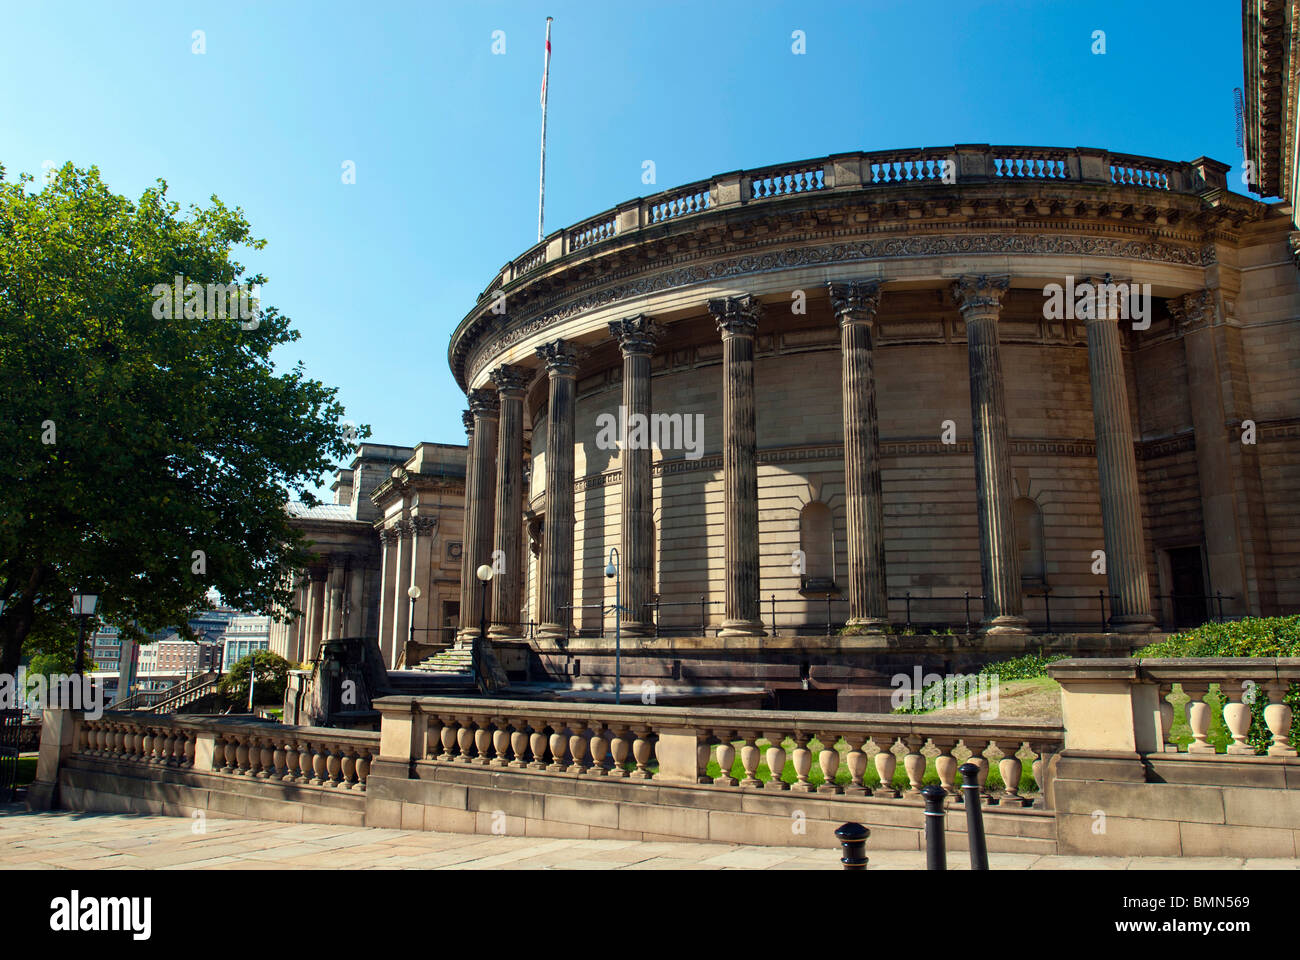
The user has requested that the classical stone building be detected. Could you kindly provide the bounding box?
[268,442,468,669]
[447,145,1300,666]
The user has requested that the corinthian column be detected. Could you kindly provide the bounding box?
[535,340,581,639]
[610,315,663,637]
[709,295,765,637]
[1084,280,1155,631]
[489,365,530,638]
[461,390,499,640]
[951,276,1028,635]
[828,280,888,631]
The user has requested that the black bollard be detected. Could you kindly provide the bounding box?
[921,784,947,870]
[958,762,990,870]
[835,822,870,870]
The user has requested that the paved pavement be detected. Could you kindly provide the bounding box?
[2,805,1297,869]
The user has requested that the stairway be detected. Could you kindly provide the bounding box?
[411,641,475,678]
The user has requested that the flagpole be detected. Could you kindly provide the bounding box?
[538,16,552,243]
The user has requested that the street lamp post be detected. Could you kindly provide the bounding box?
[407,584,421,653]
[605,548,621,705]
[475,564,493,692]
[71,593,99,680]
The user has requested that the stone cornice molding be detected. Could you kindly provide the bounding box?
[463,232,1214,385]
[609,314,663,356]
[951,275,1011,317]
[708,294,762,338]
[827,279,882,326]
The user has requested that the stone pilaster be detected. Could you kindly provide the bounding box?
[709,296,765,637]
[828,280,888,631]
[390,520,413,663]
[1083,278,1155,632]
[457,409,476,639]
[462,390,499,640]
[489,365,530,638]
[610,315,663,636]
[951,275,1028,634]
[535,340,581,639]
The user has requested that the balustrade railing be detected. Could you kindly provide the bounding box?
[74,713,378,791]
[455,144,1210,313]
[1050,658,1300,759]
[398,697,1061,805]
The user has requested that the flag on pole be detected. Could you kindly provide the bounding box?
[541,20,552,106]
[538,17,553,242]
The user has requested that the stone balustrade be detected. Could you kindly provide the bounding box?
[375,696,1062,805]
[1049,657,1300,757]
[469,143,1214,312]
[75,712,379,791]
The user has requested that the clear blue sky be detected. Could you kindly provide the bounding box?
[1,0,1246,490]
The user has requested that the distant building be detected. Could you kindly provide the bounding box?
[223,615,271,667]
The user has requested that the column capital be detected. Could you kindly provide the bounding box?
[489,364,531,397]
[609,315,663,356]
[827,280,882,325]
[536,339,583,377]
[467,388,500,420]
[1076,273,1137,323]
[709,294,762,338]
[951,275,1011,317]
[462,409,475,436]
[1167,288,1216,333]
[411,516,438,533]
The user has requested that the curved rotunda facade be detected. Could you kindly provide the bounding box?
[448,145,1300,644]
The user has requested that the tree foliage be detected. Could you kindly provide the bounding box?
[0,163,365,675]
[218,649,291,707]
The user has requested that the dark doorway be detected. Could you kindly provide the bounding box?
[1168,547,1207,627]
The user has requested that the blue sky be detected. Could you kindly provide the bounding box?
[1,0,1246,491]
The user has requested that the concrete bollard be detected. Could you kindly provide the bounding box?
[958,762,990,870]
[922,785,947,870]
[834,821,870,870]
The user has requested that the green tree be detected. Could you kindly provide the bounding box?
[0,163,365,676]
[218,649,291,708]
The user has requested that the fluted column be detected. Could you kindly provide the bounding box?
[828,280,888,630]
[461,390,499,641]
[1085,279,1156,631]
[304,569,326,661]
[709,296,765,637]
[457,409,476,639]
[390,520,413,665]
[490,365,530,638]
[610,316,663,637]
[536,340,581,639]
[952,276,1028,634]
[324,556,345,642]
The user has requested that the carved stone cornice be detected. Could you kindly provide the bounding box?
[489,364,531,397]
[460,231,1217,387]
[1167,289,1217,333]
[609,314,663,356]
[708,294,762,338]
[467,388,500,419]
[535,338,583,377]
[951,275,1011,317]
[827,279,882,325]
